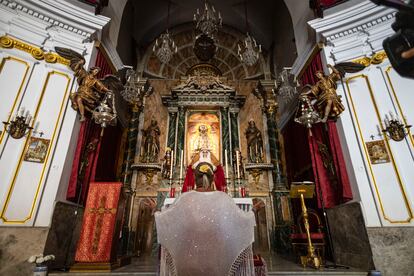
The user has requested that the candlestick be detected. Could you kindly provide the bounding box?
[179,150,184,180]
[170,150,174,180]
[225,149,229,178]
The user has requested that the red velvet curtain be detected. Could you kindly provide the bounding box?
[66,47,114,204]
[300,51,353,208]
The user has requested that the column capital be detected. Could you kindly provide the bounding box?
[254,80,278,116]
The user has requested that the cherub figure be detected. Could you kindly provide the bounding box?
[55,47,123,122]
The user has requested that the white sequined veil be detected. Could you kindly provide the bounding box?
[155,191,256,276]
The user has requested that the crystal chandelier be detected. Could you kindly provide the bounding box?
[238,33,262,66]
[193,0,222,36]
[153,31,177,64]
[153,1,177,64]
[275,68,297,102]
[238,1,261,66]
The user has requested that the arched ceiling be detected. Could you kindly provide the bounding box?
[142,26,265,80]
[117,0,298,77]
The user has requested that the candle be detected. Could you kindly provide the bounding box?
[225,149,229,179]
[236,151,240,179]
[170,150,174,180]
[390,111,395,121]
[20,107,25,117]
[179,150,184,180]
[34,122,39,133]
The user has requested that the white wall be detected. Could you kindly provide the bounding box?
[0,0,109,227]
[310,1,414,227]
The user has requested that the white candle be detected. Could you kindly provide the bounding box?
[225,149,229,178]
[236,151,240,179]
[20,107,25,117]
[170,150,174,180]
[179,150,184,180]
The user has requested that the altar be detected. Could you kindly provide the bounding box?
[126,64,289,259]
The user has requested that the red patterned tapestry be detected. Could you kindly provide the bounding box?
[75,182,122,263]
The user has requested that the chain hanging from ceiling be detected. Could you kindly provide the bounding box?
[193,0,222,37]
[237,0,262,66]
[153,0,177,64]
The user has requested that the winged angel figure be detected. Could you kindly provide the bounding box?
[301,62,365,123]
[55,47,124,122]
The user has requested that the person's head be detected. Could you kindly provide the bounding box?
[198,124,207,134]
[316,71,324,79]
[89,67,101,76]
[248,119,255,127]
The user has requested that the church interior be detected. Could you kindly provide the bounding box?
[0,0,414,275]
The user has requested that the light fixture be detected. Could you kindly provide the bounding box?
[153,0,177,64]
[121,69,153,108]
[275,68,297,102]
[237,0,261,66]
[2,107,42,139]
[92,91,117,131]
[294,94,320,129]
[382,111,411,142]
[193,0,222,36]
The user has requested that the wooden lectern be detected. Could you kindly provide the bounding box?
[290,182,321,269]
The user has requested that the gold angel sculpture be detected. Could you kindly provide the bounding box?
[302,63,365,123]
[55,47,123,122]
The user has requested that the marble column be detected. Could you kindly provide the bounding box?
[121,104,142,190]
[220,107,230,161]
[229,109,240,166]
[176,106,186,165]
[166,108,178,150]
[257,80,292,254]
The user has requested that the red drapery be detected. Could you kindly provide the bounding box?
[66,47,113,204]
[182,165,226,192]
[300,51,353,208]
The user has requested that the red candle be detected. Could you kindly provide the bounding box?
[169,187,176,198]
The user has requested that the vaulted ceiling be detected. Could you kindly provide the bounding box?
[117,0,298,78]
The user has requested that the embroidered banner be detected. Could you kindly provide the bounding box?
[75,182,122,263]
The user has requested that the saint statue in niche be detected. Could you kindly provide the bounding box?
[141,119,161,163]
[245,119,264,163]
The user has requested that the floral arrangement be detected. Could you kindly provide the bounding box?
[28,254,55,267]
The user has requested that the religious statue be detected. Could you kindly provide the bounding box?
[245,119,264,163]
[301,62,365,123]
[55,47,123,122]
[192,124,214,154]
[161,148,172,179]
[141,119,161,163]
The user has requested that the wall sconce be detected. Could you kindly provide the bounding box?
[382,112,411,142]
[3,107,34,139]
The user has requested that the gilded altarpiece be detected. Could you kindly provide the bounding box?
[130,65,279,255]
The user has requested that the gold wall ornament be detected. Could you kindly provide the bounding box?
[0,36,69,66]
[352,51,388,67]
